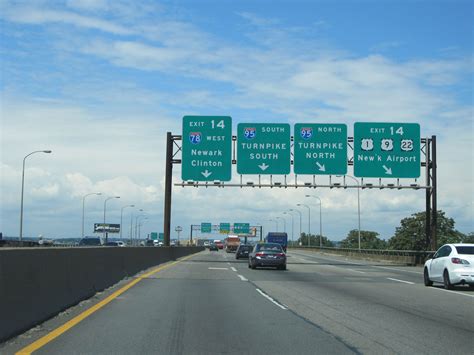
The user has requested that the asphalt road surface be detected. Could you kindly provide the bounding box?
[3,249,473,354]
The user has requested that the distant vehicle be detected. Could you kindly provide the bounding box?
[225,235,241,253]
[424,243,474,289]
[214,240,224,249]
[265,232,288,252]
[105,241,126,247]
[142,240,154,247]
[204,241,210,248]
[209,243,219,251]
[153,240,163,247]
[79,237,103,246]
[249,243,286,270]
[235,244,252,259]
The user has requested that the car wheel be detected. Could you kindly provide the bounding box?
[423,268,433,286]
[251,262,256,270]
[248,263,251,268]
[443,270,454,290]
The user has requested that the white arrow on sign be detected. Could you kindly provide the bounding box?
[382,165,392,175]
[316,162,326,172]
[201,170,212,178]
[258,163,269,171]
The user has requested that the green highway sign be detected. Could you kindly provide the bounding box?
[201,223,212,233]
[234,223,250,234]
[182,116,232,181]
[354,122,420,178]
[219,223,230,234]
[159,233,164,241]
[237,123,290,174]
[151,232,158,240]
[294,123,347,175]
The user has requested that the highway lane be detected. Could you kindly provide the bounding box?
[5,251,354,355]
[225,249,474,354]
[3,249,473,354]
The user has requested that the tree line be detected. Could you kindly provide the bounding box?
[293,210,473,251]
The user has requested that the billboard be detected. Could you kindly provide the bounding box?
[94,223,120,233]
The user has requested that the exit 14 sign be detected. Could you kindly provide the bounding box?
[354,122,420,178]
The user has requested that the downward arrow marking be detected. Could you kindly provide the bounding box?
[382,165,392,175]
[201,170,212,178]
[316,162,326,172]
[259,163,269,171]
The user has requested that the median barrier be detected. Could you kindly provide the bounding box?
[0,246,203,343]
[289,246,433,265]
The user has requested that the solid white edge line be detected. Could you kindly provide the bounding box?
[256,288,287,310]
[387,277,415,285]
[430,287,474,298]
[237,274,248,281]
[347,269,366,274]
[231,267,237,272]
[373,265,423,275]
[208,267,229,270]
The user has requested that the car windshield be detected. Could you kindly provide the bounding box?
[455,246,474,255]
[239,246,252,251]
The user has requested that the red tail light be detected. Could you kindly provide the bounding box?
[256,252,265,257]
[451,257,470,265]
[277,253,286,257]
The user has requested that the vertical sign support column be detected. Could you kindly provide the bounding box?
[425,137,431,250]
[431,136,437,251]
[163,132,173,247]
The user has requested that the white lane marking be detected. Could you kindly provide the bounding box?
[237,274,248,281]
[256,288,287,310]
[208,267,229,270]
[231,267,237,272]
[373,265,423,275]
[347,269,366,274]
[430,287,474,298]
[387,278,415,285]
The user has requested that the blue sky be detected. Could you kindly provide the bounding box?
[1,0,473,241]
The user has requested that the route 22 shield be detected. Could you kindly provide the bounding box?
[300,127,313,140]
[189,132,202,145]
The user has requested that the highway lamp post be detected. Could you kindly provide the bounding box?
[138,218,148,240]
[175,226,183,246]
[276,216,286,233]
[120,204,134,239]
[135,214,147,245]
[283,211,294,246]
[305,195,323,248]
[103,196,120,242]
[338,175,362,251]
[269,218,278,232]
[289,208,302,245]
[19,150,52,242]
[130,208,143,246]
[297,204,311,247]
[82,192,102,238]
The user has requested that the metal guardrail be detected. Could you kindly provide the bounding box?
[289,246,435,265]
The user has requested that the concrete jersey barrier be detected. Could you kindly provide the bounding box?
[0,247,203,343]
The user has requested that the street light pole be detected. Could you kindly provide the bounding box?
[82,192,101,238]
[135,214,147,245]
[290,208,302,244]
[305,195,323,248]
[297,203,311,247]
[339,175,361,250]
[19,150,52,242]
[103,196,120,242]
[269,218,278,232]
[283,211,294,246]
[276,216,286,233]
[120,204,134,239]
[130,208,142,246]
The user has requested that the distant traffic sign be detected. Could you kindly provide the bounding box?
[201,223,212,233]
[354,122,420,178]
[294,123,347,175]
[233,223,250,234]
[182,116,232,181]
[219,223,230,234]
[237,123,290,174]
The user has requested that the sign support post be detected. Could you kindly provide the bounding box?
[163,132,173,247]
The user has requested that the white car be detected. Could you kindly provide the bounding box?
[424,243,474,289]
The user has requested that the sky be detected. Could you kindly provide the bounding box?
[1,0,473,242]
